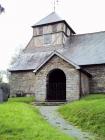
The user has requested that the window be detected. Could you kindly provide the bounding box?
[67,28,70,36]
[65,26,70,36]
[44,34,52,45]
[39,27,43,35]
[52,24,57,33]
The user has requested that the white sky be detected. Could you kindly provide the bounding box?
[0,0,105,70]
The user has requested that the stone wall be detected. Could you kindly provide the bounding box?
[81,72,90,96]
[35,55,80,102]
[83,64,105,93]
[10,56,91,101]
[10,71,36,97]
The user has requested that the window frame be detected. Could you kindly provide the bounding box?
[43,34,52,45]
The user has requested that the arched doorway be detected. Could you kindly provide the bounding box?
[46,69,66,101]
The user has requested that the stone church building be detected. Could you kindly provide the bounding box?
[9,12,105,102]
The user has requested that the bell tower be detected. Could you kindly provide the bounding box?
[32,12,75,47]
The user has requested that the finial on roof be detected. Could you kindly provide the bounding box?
[53,0,59,12]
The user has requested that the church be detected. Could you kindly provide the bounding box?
[9,12,105,102]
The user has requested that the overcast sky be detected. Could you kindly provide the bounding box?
[0,0,105,70]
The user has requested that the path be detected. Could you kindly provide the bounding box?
[37,106,94,140]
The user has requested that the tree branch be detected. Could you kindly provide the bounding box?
[0,5,5,14]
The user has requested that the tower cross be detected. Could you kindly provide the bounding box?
[54,0,59,12]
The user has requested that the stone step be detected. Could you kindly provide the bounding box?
[34,101,67,106]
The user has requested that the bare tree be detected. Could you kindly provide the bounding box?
[10,48,23,65]
[0,72,3,83]
[0,5,5,14]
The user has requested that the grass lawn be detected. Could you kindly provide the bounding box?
[59,94,105,140]
[0,97,74,140]
[9,96,35,104]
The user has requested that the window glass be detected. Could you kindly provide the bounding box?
[44,34,52,44]
[39,27,43,35]
[67,28,70,36]
[52,24,57,33]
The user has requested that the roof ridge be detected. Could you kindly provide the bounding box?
[73,30,105,36]
[33,50,80,73]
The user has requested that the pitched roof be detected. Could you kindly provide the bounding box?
[32,12,75,34]
[63,31,105,65]
[33,51,80,73]
[9,52,51,71]
[33,12,62,27]
[9,31,105,72]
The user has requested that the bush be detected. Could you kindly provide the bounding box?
[16,90,26,97]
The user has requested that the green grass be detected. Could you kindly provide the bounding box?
[59,94,105,140]
[0,97,74,140]
[8,96,35,104]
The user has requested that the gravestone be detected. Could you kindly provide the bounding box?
[0,88,3,102]
[0,83,10,102]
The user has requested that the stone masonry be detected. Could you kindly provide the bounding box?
[10,55,90,101]
[35,55,87,102]
[83,64,105,93]
[10,71,36,97]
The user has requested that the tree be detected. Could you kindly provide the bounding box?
[0,5,4,14]
[10,48,22,65]
[0,76,2,83]
[0,70,9,83]
[0,72,3,83]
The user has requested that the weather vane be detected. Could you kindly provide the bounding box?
[53,0,59,12]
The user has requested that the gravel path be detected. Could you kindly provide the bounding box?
[37,106,94,140]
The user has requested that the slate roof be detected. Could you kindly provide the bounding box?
[32,12,75,33]
[9,52,51,71]
[9,31,105,72]
[63,31,105,65]
[33,50,80,73]
[33,12,62,27]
